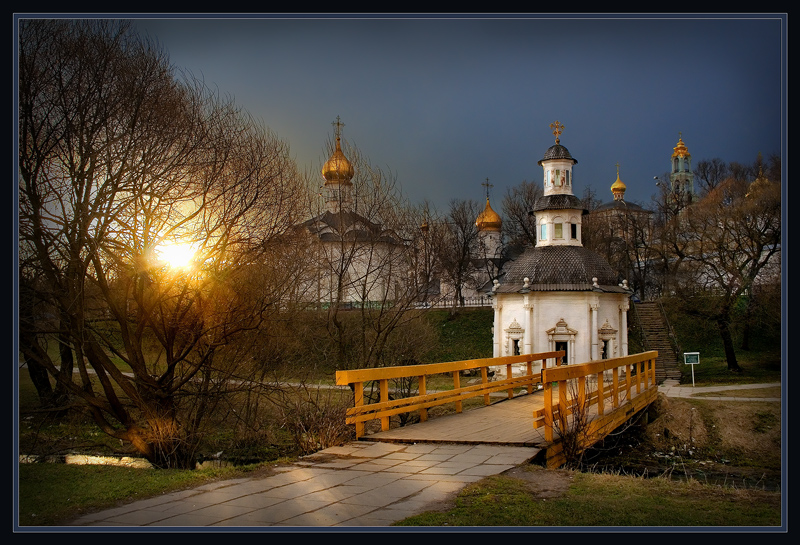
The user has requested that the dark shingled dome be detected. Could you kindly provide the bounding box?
[533,194,587,213]
[492,245,625,293]
[537,144,577,165]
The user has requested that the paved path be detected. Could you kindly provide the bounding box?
[67,381,780,529]
[69,442,536,528]
[657,380,781,402]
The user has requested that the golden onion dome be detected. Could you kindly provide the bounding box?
[672,136,691,158]
[476,198,502,232]
[611,166,626,200]
[322,136,354,185]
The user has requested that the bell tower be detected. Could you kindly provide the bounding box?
[668,132,695,205]
[534,121,584,247]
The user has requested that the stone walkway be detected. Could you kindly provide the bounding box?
[68,441,536,528]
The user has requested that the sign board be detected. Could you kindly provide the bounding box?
[683,352,700,387]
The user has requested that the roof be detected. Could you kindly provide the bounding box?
[533,194,587,213]
[301,210,403,245]
[593,199,652,213]
[489,245,629,294]
[537,143,578,165]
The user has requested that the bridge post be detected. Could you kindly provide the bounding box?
[354,382,364,439]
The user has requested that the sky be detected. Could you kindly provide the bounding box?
[50,14,792,212]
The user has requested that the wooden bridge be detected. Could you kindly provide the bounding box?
[335,350,659,468]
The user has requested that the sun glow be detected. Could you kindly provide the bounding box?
[156,241,197,270]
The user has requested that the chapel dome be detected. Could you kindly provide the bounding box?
[492,245,622,292]
[322,136,354,185]
[538,143,578,165]
[476,198,502,232]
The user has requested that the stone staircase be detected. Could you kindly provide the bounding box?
[633,301,682,383]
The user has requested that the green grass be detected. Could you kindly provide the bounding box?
[678,351,781,386]
[422,308,493,363]
[394,470,782,528]
[16,461,281,527]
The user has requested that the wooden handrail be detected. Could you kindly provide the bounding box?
[336,351,565,439]
[534,351,658,442]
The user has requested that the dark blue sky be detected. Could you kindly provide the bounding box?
[130,15,784,211]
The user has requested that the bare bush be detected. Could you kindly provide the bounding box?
[275,386,355,456]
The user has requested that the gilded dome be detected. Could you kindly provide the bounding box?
[476,198,502,232]
[611,168,626,200]
[322,136,354,185]
[611,173,626,192]
[672,136,691,158]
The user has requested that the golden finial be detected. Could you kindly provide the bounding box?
[550,120,564,144]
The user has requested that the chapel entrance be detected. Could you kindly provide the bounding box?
[555,341,568,365]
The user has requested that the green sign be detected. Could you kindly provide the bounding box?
[684,352,700,365]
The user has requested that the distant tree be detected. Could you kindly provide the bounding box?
[584,202,656,301]
[438,199,482,310]
[665,166,781,371]
[693,158,730,197]
[501,180,542,247]
[18,20,306,468]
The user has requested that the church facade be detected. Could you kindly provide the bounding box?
[486,122,634,372]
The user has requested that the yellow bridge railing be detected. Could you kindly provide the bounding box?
[335,351,565,439]
[533,350,659,467]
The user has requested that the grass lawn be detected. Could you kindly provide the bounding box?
[395,469,782,528]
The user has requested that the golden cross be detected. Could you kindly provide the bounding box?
[550,120,564,143]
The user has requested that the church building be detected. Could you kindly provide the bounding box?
[298,118,407,307]
[486,122,634,372]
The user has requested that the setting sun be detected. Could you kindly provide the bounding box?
[156,241,197,270]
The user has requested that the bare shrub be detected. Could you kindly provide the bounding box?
[276,386,355,455]
[552,377,593,468]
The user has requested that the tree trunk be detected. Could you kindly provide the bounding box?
[740,295,754,351]
[53,315,75,406]
[717,317,741,372]
[23,350,55,407]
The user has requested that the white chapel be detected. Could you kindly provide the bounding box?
[485,122,633,372]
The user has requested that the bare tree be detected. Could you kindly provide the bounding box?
[18,20,306,468]
[501,180,542,247]
[437,199,482,310]
[663,169,781,371]
[693,158,730,197]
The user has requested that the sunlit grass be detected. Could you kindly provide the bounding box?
[395,470,782,528]
[16,461,280,527]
